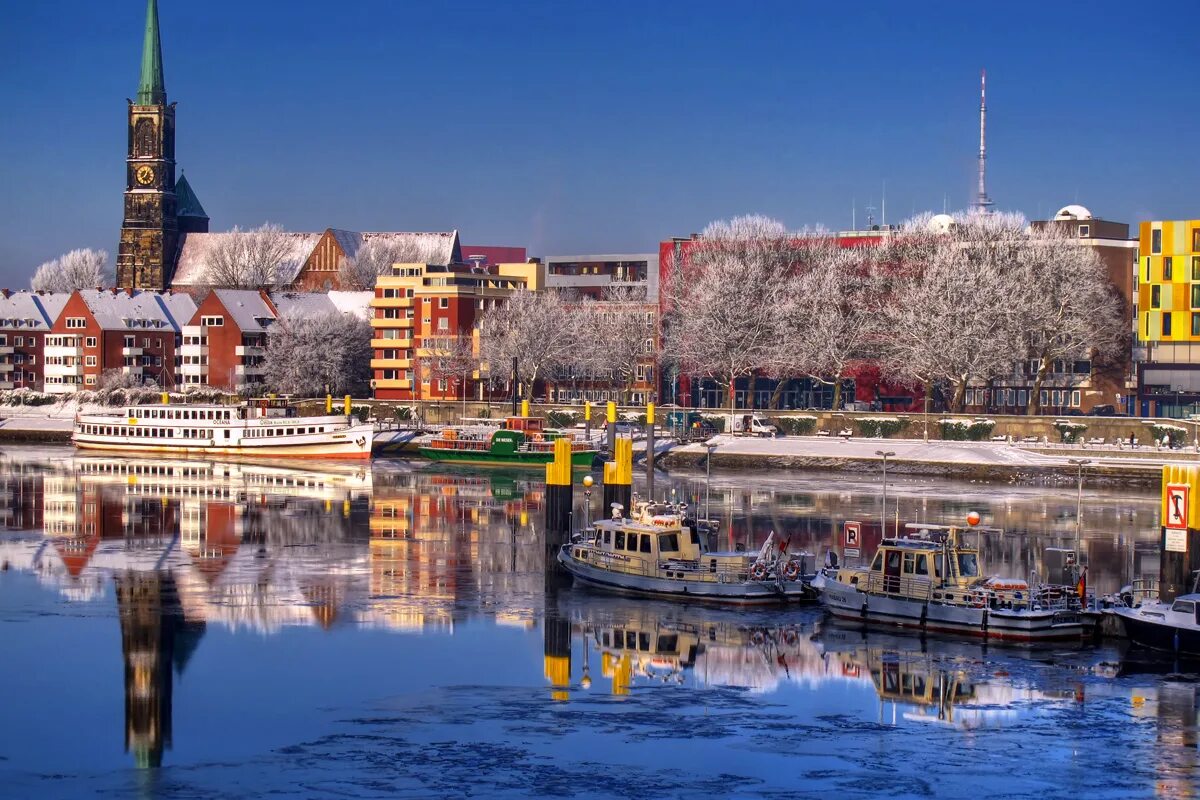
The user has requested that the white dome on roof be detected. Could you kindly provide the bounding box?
[928,213,955,233]
[1054,204,1092,221]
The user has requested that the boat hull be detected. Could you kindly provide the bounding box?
[1112,606,1200,656]
[74,426,374,460]
[419,447,597,469]
[815,574,1083,643]
[557,547,814,604]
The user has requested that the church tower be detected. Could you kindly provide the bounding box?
[117,0,178,290]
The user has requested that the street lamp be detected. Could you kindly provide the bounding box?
[1067,458,1091,555]
[876,450,895,538]
[582,474,594,528]
[704,441,718,521]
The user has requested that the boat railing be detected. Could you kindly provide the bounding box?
[571,546,749,583]
[865,572,933,601]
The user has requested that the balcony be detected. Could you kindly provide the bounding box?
[0,345,13,356]
[370,358,412,369]
[121,346,143,357]
[235,364,264,375]
[372,378,413,391]
[179,345,208,358]
[0,363,13,374]
[371,337,414,349]
[44,345,82,359]
[182,325,205,336]
[179,363,207,376]
[370,295,415,309]
[45,363,83,376]
[370,317,416,329]
[235,345,265,357]
[121,365,143,375]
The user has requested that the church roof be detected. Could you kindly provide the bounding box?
[172,232,323,286]
[137,0,165,105]
[176,175,208,220]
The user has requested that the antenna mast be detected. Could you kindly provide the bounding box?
[975,69,993,213]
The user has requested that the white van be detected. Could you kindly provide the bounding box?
[730,414,778,437]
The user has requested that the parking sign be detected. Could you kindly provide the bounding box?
[843,522,861,557]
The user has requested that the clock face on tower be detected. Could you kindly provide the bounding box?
[135,165,156,186]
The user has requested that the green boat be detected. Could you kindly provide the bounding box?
[418,415,598,469]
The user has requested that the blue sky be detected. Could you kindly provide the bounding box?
[1,0,1196,284]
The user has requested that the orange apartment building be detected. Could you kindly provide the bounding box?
[369,261,543,401]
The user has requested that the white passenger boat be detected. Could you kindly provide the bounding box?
[812,522,1084,643]
[557,499,815,604]
[72,400,373,460]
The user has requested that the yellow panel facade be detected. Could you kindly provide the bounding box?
[1138,220,1200,342]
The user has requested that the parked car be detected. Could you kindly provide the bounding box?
[1087,404,1116,417]
[731,414,778,437]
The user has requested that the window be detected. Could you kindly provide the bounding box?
[436,318,449,331]
[1165,257,1174,280]
[640,535,652,554]
[1164,312,1173,336]
[85,336,97,348]
[915,555,928,576]
[602,530,611,546]
[1145,258,1152,282]
[624,533,638,552]
[615,532,625,550]
[1152,285,1161,309]
[201,316,224,327]
[956,552,979,578]
[85,356,96,366]
[439,297,449,309]
[1193,285,1200,309]
[1152,228,1162,254]
[1193,258,1200,281]
[1071,390,1081,407]
[1192,313,1200,337]
[1078,224,1089,238]
[85,375,96,385]
[65,317,85,329]
[659,533,678,552]
[1194,228,1200,252]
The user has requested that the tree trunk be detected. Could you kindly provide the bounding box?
[831,380,842,411]
[768,378,787,410]
[1027,354,1050,415]
[951,379,968,413]
[728,372,737,430]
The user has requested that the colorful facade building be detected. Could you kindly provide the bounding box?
[43,289,196,394]
[369,262,543,401]
[0,290,69,391]
[1134,219,1200,417]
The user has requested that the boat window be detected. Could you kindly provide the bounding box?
[659,533,679,553]
[934,554,943,578]
[915,555,928,575]
[1171,599,1196,615]
[626,631,637,649]
[870,552,883,571]
[615,532,625,550]
[956,552,979,578]
[638,633,650,651]
[626,533,639,552]
[640,535,653,554]
[602,530,611,546]
[886,552,901,571]
[657,634,678,653]
[602,632,611,647]
[902,553,915,574]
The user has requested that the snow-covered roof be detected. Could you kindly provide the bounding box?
[173,231,323,286]
[173,229,461,287]
[211,289,277,333]
[76,289,197,332]
[327,290,372,321]
[0,291,70,330]
[1054,205,1092,221]
[268,292,338,320]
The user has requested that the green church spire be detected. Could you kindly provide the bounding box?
[136,0,165,105]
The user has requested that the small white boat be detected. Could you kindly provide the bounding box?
[72,399,373,460]
[558,499,815,604]
[812,522,1084,643]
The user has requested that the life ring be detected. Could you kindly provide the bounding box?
[783,560,801,581]
[750,563,767,581]
[750,631,766,646]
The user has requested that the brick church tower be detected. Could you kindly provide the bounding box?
[117,0,206,290]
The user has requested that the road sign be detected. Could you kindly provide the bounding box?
[1166,484,1189,531]
[843,521,861,557]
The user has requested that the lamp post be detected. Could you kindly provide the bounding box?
[582,474,594,528]
[876,450,895,538]
[704,441,717,521]
[1067,457,1091,555]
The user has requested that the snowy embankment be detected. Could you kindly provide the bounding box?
[0,398,98,436]
[660,434,1173,484]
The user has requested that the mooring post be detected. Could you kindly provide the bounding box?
[1160,464,1200,602]
[606,401,616,456]
[544,437,574,542]
[601,436,633,519]
[645,402,655,502]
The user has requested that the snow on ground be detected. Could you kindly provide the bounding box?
[676,434,1184,470]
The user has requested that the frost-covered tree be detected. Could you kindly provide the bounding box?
[575,287,658,404]
[338,236,453,290]
[203,223,295,289]
[478,288,572,399]
[662,214,805,419]
[264,311,372,396]
[1012,225,1126,414]
[419,334,478,415]
[30,248,112,292]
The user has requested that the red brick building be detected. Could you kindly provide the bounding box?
[0,290,69,391]
[179,290,277,391]
[43,289,196,394]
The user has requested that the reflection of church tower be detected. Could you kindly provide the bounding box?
[117,571,205,768]
[116,0,207,290]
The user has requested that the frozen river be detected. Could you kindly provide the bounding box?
[0,446,1194,799]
